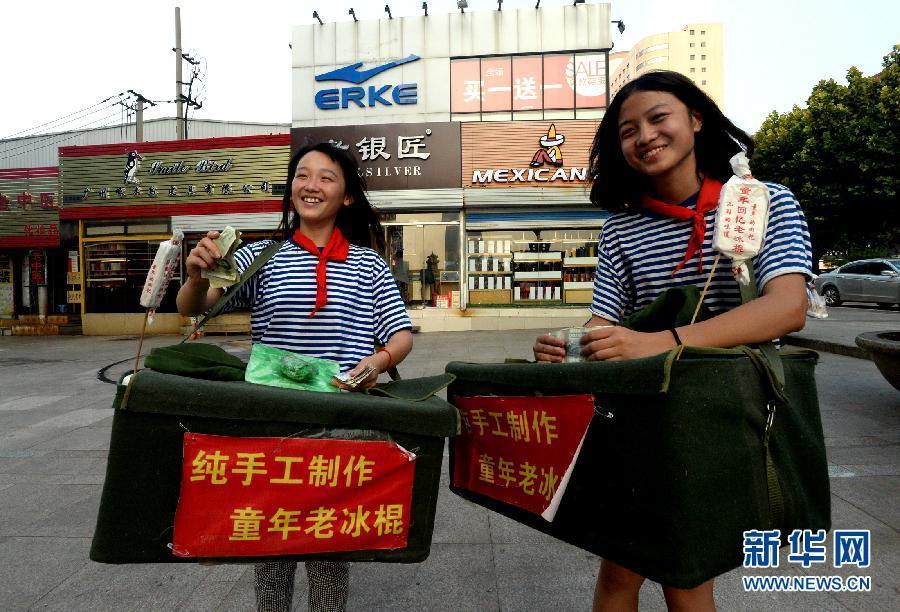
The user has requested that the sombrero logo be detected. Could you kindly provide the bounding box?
[315,54,420,111]
[530,124,565,168]
[471,124,588,185]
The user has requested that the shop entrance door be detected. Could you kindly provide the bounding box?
[383,219,460,308]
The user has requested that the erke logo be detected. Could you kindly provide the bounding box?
[315,54,420,110]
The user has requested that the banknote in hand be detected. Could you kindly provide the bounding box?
[201,226,242,289]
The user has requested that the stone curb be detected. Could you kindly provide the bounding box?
[783,334,870,361]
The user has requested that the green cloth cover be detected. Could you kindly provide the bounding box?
[446,346,830,589]
[621,284,712,331]
[366,373,456,402]
[143,342,246,381]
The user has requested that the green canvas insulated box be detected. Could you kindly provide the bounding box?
[91,368,458,565]
[446,347,830,589]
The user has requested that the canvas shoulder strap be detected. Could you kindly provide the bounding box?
[737,262,786,389]
[738,259,788,530]
[182,240,284,342]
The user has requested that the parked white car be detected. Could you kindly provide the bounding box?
[814,259,900,308]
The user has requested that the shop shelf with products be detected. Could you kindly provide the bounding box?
[561,242,599,304]
[86,243,128,285]
[466,238,514,304]
[512,248,563,303]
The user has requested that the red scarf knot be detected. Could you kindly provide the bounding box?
[291,226,350,317]
[640,178,723,275]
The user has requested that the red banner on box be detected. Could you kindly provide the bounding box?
[452,394,594,519]
[172,434,416,558]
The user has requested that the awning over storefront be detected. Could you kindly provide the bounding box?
[463,186,594,209]
[370,188,464,211]
[465,210,610,231]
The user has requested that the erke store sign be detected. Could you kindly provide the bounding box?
[315,55,420,110]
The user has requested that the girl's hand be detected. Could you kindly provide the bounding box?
[333,354,386,392]
[184,230,222,282]
[581,326,676,361]
[533,334,566,363]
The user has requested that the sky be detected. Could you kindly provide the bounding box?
[1,0,897,144]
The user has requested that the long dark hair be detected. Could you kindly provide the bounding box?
[279,141,386,252]
[589,70,754,212]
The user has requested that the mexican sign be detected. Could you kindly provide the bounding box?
[291,122,460,191]
[462,120,598,189]
[451,394,594,520]
[172,434,416,557]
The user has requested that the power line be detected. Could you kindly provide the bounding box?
[0,102,127,156]
[0,93,126,141]
[0,110,131,163]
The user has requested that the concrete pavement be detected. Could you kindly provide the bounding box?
[785,304,899,359]
[0,319,897,611]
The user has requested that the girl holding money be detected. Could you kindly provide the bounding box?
[178,141,413,612]
[532,71,813,611]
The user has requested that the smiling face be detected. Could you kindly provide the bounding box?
[617,90,702,185]
[291,150,352,229]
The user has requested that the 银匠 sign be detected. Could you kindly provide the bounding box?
[291,122,460,191]
[172,433,416,558]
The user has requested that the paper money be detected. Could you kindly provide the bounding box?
[334,365,378,390]
[201,226,242,289]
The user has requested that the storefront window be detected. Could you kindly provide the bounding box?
[466,229,599,306]
[85,240,181,313]
[383,213,460,307]
[451,51,609,122]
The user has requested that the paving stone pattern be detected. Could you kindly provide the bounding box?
[0,322,897,610]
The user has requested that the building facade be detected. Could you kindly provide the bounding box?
[0,120,287,333]
[0,167,62,323]
[57,134,290,335]
[290,3,614,331]
[609,22,723,108]
[5,3,619,335]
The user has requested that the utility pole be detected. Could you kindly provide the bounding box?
[127,90,156,143]
[175,7,184,139]
[180,53,202,139]
[136,99,144,143]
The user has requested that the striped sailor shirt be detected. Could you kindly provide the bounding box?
[590,182,813,323]
[223,239,412,371]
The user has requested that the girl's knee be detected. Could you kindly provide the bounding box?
[596,559,645,593]
[662,579,715,612]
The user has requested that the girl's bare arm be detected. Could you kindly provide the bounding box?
[581,274,807,361]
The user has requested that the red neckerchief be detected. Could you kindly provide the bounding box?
[291,226,350,317]
[640,177,723,275]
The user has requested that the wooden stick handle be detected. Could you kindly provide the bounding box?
[133,310,149,376]
[676,252,722,361]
